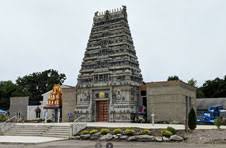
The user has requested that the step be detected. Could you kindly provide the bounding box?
[13,129,47,131]
[14,127,48,130]
[48,127,71,130]
[6,133,43,136]
[47,128,70,130]
[3,124,72,138]
[47,130,70,132]
[43,132,70,135]
[43,134,70,138]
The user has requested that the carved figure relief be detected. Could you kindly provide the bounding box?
[78,90,90,104]
[47,84,62,106]
[116,89,121,100]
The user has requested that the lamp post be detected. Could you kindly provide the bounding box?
[151,113,155,126]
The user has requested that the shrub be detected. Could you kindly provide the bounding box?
[141,129,151,135]
[89,129,98,135]
[80,130,89,135]
[47,119,52,123]
[124,128,135,136]
[166,126,176,135]
[113,128,122,135]
[0,115,7,122]
[188,108,197,130]
[100,128,110,135]
[214,117,222,129]
[161,130,173,137]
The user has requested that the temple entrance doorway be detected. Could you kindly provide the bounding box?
[96,100,108,122]
[94,90,110,122]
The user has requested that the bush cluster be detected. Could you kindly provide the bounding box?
[79,127,176,138]
[100,128,110,135]
[161,129,173,137]
[89,129,98,135]
[124,128,135,136]
[80,130,89,135]
[141,129,151,135]
[0,115,7,122]
[113,128,122,135]
[166,126,176,135]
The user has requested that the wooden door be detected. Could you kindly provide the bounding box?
[96,100,108,122]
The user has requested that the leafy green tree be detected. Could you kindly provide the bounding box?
[188,108,197,130]
[0,81,24,110]
[0,81,17,98]
[187,78,197,87]
[199,76,226,98]
[196,89,205,98]
[16,69,66,105]
[167,75,179,81]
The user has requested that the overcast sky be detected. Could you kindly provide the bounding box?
[0,0,226,87]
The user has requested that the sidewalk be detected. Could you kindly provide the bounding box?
[82,122,226,130]
[0,136,65,144]
[13,122,226,130]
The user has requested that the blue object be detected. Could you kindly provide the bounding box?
[197,105,225,124]
[0,109,7,115]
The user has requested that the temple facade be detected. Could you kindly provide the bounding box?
[75,6,143,122]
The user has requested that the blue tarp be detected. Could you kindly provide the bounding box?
[0,109,7,114]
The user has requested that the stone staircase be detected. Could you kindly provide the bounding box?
[4,124,72,138]
[43,126,72,138]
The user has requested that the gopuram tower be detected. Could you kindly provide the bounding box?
[75,6,143,122]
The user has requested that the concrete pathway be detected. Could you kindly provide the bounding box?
[0,136,65,144]
[13,122,226,130]
[81,122,226,130]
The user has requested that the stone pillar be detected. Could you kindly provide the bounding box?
[44,109,48,123]
[57,108,60,123]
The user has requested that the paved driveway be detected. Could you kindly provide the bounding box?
[0,136,65,144]
[0,140,225,148]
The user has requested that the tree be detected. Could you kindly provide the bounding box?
[0,81,26,110]
[188,108,197,130]
[214,117,222,129]
[196,89,205,98]
[187,78,197,87]
[167,75,179,81]
[199,76,226,98]
[16,69,66,105]
[0,81,16,110]
[0,81,17,98]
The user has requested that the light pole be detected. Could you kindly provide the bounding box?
[151,113,155,126]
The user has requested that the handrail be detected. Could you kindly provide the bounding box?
[5,115,17,123]
[71,115,87,136]
[0,115,17,133]
[73,115,85,123]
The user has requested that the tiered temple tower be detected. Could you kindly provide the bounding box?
[75,6,143,122]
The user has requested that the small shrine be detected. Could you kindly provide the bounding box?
[47,84,62,107]
[44,84,62,122]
